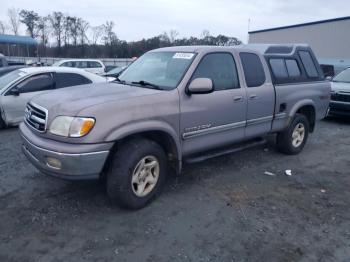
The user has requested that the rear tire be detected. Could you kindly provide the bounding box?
[276,113,309,155]
[106,138,167,209]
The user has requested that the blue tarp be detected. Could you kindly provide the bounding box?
[0,34,37,45]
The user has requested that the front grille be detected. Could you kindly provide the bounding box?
[331,93,350,103]
[24,103,48,132]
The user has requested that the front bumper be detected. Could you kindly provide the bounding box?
[20,123,112,180]
[329,101,350,116]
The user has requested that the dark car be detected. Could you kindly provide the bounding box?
[329,68,350,117]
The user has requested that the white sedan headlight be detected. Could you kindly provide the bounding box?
[49,116,95,137]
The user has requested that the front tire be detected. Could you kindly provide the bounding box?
[106,138,167,209]
[276,113,309,155]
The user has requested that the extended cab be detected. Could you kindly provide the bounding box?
[20,45,330,209]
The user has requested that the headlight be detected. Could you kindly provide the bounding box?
[49,116,95,137]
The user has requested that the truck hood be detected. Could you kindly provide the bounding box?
[31,82,163,117]
[331,81,350,93]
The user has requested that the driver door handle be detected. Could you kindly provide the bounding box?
[249,94,258,100]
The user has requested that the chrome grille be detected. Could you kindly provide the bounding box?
[24,103,48,132]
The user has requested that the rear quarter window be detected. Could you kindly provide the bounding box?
[240,52,266,87]
[298,51,318,78]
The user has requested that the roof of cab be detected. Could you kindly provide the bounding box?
[151,44,311,55]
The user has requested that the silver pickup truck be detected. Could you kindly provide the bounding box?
[20,44,330,209]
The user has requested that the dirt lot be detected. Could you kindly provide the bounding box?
[0,118,350,262]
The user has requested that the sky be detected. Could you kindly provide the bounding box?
[0,0,348,43]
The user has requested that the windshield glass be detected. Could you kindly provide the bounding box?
[333,69,350,83]
[119,51,196,90]
[0,70,26,90]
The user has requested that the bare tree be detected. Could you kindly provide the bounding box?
[103,21,117,45]
[7,8,20,35]
[19,10,39,38]
[78,19,89,45]
[68,16,79,46]
[49,12,64,54]
[168,29,179,44]
[200,30,210,39]
[0,21,7,34]
[62,15,71,46]
[160,30,179,45]
[37,16,50,45]
[91,25,104,45]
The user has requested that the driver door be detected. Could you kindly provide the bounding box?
[180,52,247,156]
[1,73,54,125]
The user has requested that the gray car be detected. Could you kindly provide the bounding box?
[0,66,110,128]
[329,68,350,116]
[20,44,330,209]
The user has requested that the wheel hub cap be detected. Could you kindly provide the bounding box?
[292,123,305,147]
[131,155,160,197]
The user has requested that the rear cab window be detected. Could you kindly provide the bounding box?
[239,52,266,87]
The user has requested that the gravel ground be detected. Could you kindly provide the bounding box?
[0,118,350,262]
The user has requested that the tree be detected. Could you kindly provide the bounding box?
[103,21,117,46]
[49,12,64,55]
[91,25,104,45]
[37,16,50,45]
[0,21,6,34]
[68,16,79,46]
[200,30,210,39]
[78,19,89,45]
[7,8,20,35]
[168,29,179,44]
[19,10,39,38]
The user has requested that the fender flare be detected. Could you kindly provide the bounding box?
[104,120,182,163]
[289,99,316,118]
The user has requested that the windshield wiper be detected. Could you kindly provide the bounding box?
[131,80,163,90]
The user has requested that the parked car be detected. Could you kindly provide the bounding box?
[20,44,330,209]
[329,68,350,116]
[52,59,106,75]
[0,65,26,77]
[103,66,127,78]
[0,67,109,128]
[105,65,118,72]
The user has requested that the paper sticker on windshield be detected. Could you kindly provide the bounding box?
[173,53,194,59]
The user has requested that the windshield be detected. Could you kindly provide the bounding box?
[119,51,196,90]
[333,69,350,83]
[0,70,26,90]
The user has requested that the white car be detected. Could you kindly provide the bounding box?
[0,66,109,128]
[52,59,106,75]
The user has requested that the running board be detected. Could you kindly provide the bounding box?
[185,138,266,164]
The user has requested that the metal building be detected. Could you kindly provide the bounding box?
[248,17,350,73]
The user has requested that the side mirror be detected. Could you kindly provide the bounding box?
[8,87,20,96]
[187,78,214,94]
